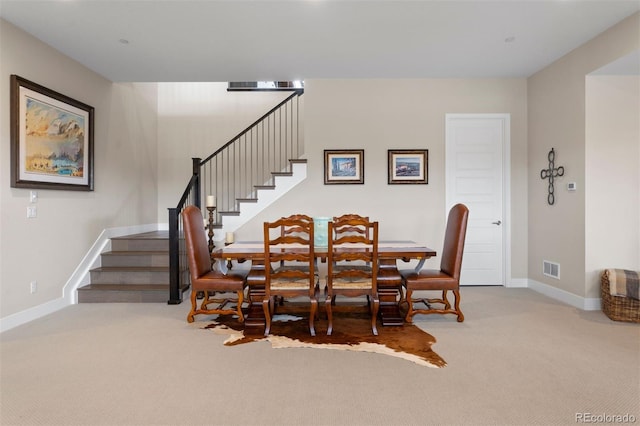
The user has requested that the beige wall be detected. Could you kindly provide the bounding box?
[0,20,159,317]
[585,75,640,296]
[527,13,639,298]
[227,78,529,277]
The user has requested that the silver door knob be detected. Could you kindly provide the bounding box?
[492,220,502,225]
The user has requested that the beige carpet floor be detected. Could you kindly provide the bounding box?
[1,287,638,426]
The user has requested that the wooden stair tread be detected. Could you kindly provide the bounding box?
[79,284,171,291]
[102,250,168,255]
[112,231,168,239]
[91,266,169,272]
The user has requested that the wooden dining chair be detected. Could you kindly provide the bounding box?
[242,214,314,312]
[325,217,379,336]
[332,214,404,318]
[182,205,247,323]
[400,203,469,323]
[263,216,319,336]
[327,214,372,305]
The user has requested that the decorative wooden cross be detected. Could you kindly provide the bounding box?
[540,148,564,205]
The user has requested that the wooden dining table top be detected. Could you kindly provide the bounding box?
[211,240,437,262]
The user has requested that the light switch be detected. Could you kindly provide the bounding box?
[30,190,38,203]
[27,206,37,218]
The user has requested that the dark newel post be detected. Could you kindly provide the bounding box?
[167,207,182,304]
[192,158,201,207]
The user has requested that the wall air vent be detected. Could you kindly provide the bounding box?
[543,260,560,279]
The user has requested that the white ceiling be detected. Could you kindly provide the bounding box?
[1,0,638,82]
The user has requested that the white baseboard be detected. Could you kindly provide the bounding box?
[527,279,601,311]
[506,278,528,288]
[0,223,161,333]
[0,297,68,333]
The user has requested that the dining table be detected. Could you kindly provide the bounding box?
[211,241,436,333]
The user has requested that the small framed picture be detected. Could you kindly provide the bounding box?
[324,149,364,184]
[10,75,94,191]
[388,149,428,184]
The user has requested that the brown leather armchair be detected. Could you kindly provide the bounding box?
[400,203,469,322]
[183,205,247,323]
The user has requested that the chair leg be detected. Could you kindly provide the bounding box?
[370,294,379,336]
[309,298,317,337]
[187,288,198,323]
[453,290,464,322]
[262,298,271,336]
[236,290,245,323]
[314,284,321,321]
[397,286,406,304]
[326,295,334,336]
[404,289,415,323]
[442,290,451,309]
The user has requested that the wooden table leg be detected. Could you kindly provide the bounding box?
[243,262,267,335]
[377,260,404,326]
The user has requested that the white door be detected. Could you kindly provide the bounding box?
[445,114,509,286]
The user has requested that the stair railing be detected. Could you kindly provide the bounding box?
[168,89,304,304]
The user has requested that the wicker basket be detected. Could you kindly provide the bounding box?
[601,270,640,323]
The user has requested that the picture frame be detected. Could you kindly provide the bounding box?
[388,149,428,184]
[324,149,365,184]
[10,75,94,191]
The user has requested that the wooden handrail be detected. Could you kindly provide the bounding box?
[201,89,302,164]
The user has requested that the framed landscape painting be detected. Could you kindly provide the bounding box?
[324,149,364,184]
[388,149,428,184]
[10,75,94,191]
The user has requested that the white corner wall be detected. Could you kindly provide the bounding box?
[585,75,640,296]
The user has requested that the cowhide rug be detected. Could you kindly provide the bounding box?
[204,306,446,368]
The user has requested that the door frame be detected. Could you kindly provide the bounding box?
[445,113,512,287]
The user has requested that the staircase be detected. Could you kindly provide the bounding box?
[76,159,305,303]
[78,88,305,304]
[77,231,187,303]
